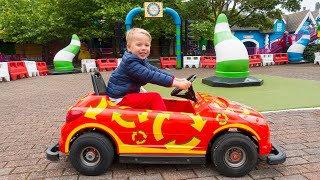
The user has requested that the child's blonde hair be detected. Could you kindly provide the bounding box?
[126,28,152,45]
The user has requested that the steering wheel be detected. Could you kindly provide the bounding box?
[171,74,198,102]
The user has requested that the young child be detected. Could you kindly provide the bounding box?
[106,28,191,111]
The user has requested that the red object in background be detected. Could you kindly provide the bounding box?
[200,56,216,68]
[249,54,262,67]
[96,58,118,71]
[273,53,289,65]
[7,61,29,80]
[160,57,177,69]
[36,62,49,76]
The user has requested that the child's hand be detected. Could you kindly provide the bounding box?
[175,78,188,82]
[172,78,191,91]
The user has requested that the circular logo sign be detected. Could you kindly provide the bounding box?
[147,2,161,17]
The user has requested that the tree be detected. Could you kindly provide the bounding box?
[178,0,302,40]
[0,0,185,58]
[94,0,183,40]
[0,0,104,60]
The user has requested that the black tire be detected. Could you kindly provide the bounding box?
[211,133,257,177]
[70,132,114,176]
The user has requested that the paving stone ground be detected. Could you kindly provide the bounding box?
[1,63,320,180]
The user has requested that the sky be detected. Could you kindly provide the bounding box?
[301,0,320,11]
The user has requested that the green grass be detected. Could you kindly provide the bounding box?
[144,75,320,112]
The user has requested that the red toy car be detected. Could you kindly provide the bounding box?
[47,72,285,177]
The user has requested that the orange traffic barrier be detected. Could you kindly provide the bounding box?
[7,61,29,80]
[200,56,216,68]
[96,58,118,71]
[249,54,262,67]
[160,57,177,69]
[36,62,49,76]
[273,53,289,65]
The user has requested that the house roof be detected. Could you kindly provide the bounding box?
[228,9,320,34]
[282,10,319,33]
[282,10,309,33]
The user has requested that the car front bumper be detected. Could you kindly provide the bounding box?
[267,144,286,165]
[46,143,60,161]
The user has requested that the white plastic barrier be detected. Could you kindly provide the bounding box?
[0,62,10,81]
[314,52,320,65]
[260,54,274,66]
[81,59,97,72]
[117,58,122,67]
[24,61,39,77]
[183,56,200,68]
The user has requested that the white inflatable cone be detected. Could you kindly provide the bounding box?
[214,14,249,78]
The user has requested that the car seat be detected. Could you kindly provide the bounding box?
[91,71,107,95]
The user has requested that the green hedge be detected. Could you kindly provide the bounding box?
[303,44,319,62]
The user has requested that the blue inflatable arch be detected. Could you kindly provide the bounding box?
[125,7,182,68]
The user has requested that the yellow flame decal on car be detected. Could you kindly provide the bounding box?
[194,103,201,108]
[180,113,207,132]
[107,100,116,106]
[119,106,132,109]
[213,124,261,141]
[67,105,74,111]
[164,137,200,150]
[65,123,206,154]
[153,113,170,141]
[132,130,147,144]
[240,107,250,115]
[84,98,108,120]
[112,112,136,128]
[190,115,207,132]
[138,112,149,123]
[213,103,221,109]
[216,113,228,125]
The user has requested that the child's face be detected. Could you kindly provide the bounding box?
[127,33,151,60]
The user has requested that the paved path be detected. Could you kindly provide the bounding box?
[0,63,320,179]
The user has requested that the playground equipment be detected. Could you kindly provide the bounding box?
[125,3,182,68]
[202,14,262,87]
[51,34,81,74]
[287,30,310,63]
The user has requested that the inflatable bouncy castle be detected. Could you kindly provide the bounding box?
[287,30,310,63]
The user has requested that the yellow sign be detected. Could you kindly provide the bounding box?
[144,2,163,18]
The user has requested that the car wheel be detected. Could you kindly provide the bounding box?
[211,133,257,177]
[70,132,114,176]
